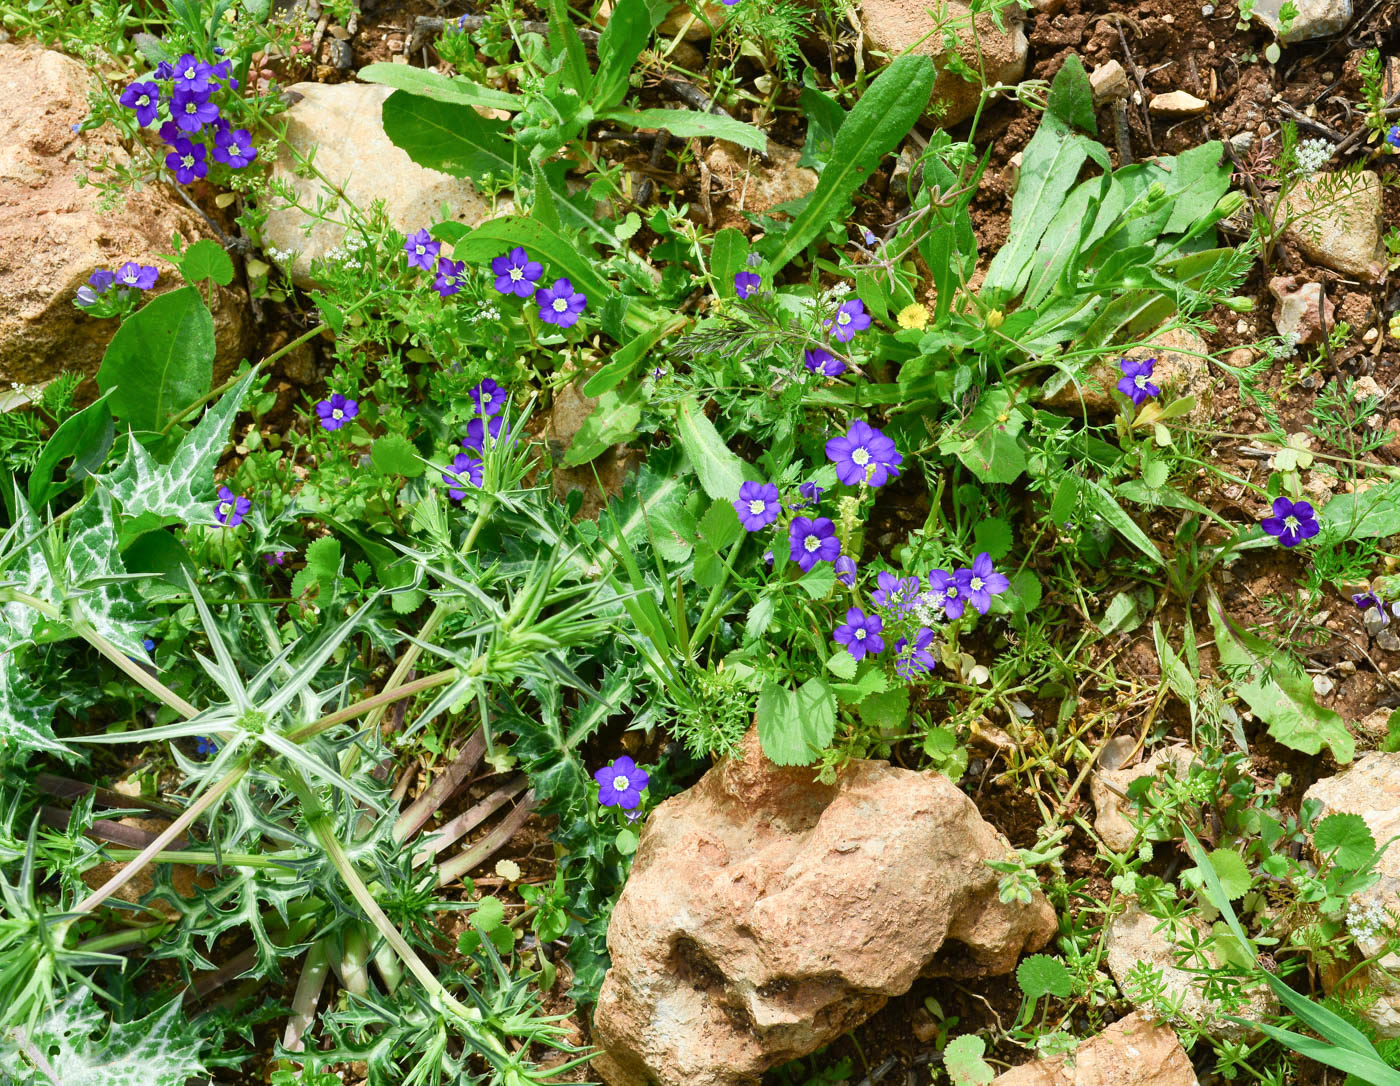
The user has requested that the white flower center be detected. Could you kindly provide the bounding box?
[946,587,958,598]
[804,535,820,553]
[852,447,870,467]
[612,775,630,791]
[970,576,984,592]
[138,94,149,106]
[219,502,230,517]
[415,244,426,255]
[552,297,568,312]
[1284,516,1300,532]
[181,154,194,167]
[855,628,866,640]
[748,499,766,516]
[509,268,522,280]
[1135,374,1149,389]
[184,66,196,79]
[185,102,197,114]
[332,409,343,420]
[837,312,851,325]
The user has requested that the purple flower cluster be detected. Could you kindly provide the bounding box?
[926,554,1011,620]
[120,55,255,184]
[76,263,159,309]
[441,378,511,500]
[404,237,587,327]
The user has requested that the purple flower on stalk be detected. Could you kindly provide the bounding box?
[733,481,780,532]
[1261,496,1320,548]
[462,416,505,452]
[1354,592,1388,626]
[789,516,841,572]
[212,126,257,168]
[827,299,871,343]
[195,736,219,756]
[1116,357,1160,407]
[154,61,174,80]
[834,556,858,586]
[315,393,359,431]
[833,606,884,661]
[954,553,1011,615]
[115,262,159,290]
[826,420,902,488]
[165,138,208,184]
[470,378,508,417]
[214,486,251,527]
[796,481,824,507]
[433,257,466,298]
[171,87,220,132]
[803,347,846,377]
[1388,126,1400,150]
[172,54,216,95]
[443,452,484,500]
[265,551,287,567]
[74,286,101,307]
[734,271,760,298]
[119,80,161,126]
[535,278,587,328]
[491,246,544,297]
[595,755,649,810]
[403,228,440,272]
[89,269,117,293]
[872,571,921,615]
[928,568,965,620]
[894,627,937,679]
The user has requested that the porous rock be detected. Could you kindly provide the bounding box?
[860,0,1027,127]
[1269,275,1335,346]
[1039,326,1213,419]
[1305,754,1400,1036]
[990,1012,1198,1086]
[1253,0,1352,43]
[1091,746,1193,853]
[702,141,818,217]
[592,728,1057,1086]
[1280,169,1382,280]
[261,82,504,285]
[0,43,253,394]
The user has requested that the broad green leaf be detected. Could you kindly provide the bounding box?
[27,391,115,508]
[798,80,846,170]
[358,62,524,111]
[1045,53,1095,133]
[563,386,644,466]
[65,489,147,656]
[764,54,934,274]
[710,227,748,295]
[757,677,836,765]
[599,107,767,153]
[370,433,425,477]
[673,398,752,501]
[591,0,666,110]
[291,535,342,599]
[177,238,234,286]
[581,312,686,397]
[381,88,516,181]
[1082,480,1164,567]
[972,518,1014,560]
[936,389,1026,484]
[857,686,908,733]
[547,0,592,99]
[1205,848,1252,900]
[944,1034,995,1086]
[0,647,65,766]
[96,286,215,432]
[1161,140,1231,235]
[1313,812,1376,871]
[1319,482,1400,542]
[1017,954,1073,999]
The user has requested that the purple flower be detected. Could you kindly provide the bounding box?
[1388,126,1400,150]
[834,556,858,586]
[165,138,208,184]
[1261,496,1320,548]
[171,87,220,132]
[491,246,544,297]
[172,54,216,96]
[214,486,250,527]
[733,481,780,532]
[210,58,237,90]
[75,286,100,307]
[461,416,505,452]
[212,126,257,168]
[721,0,740,7]
[1116,357,1160,407]
[114,262,159,290]
[443,452,483,500]
[89,269,117,293]
[403,228,440,272]
[195,736,219,756]
[954,552,1011,615]
[894,627,937,679]
[1354,592,1388,626]
[872,571,920,615]
[535,278,587,328]
[789,516,841,572]
[154,61,175,80]
[826,420,902,488]
[833,606,884,661]
[803,347,846,377]
[763,550,774,567]
[594,755,649,810]
[928,568,965,620]
[470,378,508,417]
[734,271,761,298]
[315,393,359,431]
[265,551,287,567]
[433,257,466,298]
[796,481,824,507]
[142,637,156,653]
[826,299,871,343]
[157,120,182,145]
[119,80,161,126]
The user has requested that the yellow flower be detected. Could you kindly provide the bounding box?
[897,303,929,330]
[985,308,1004,330]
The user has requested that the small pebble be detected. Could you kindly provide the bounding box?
[1201,2,1214,12]
[1312,673,1336,697]
[1378,628,1400,653]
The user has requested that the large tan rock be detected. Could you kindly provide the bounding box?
[1091,747,1194,853]
[702,141,817,217]
[991,1012,1197,1086]
[592,728,1057,1086]
[1305,754,1400,1036]
[0,44,253,394]
[861,0,1027,126]
[262,82,503,284]
[1281,169,1383,280]
[1040,326,1214,420]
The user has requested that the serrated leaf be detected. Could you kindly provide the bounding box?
[944,1034,994,1086]
[1017,953,1073,1000]
[0,647,66,766]
[177,238,234,286]
[797,562,835,600]
[1314,813,1376,871]
[370,433,425,477]
[857,686,908,733]
[1206,848,1252,900]
[757,677,836,765]
[0,482,59,648]
[95,286,215,432]
[65,489,147,656]
[972,518,1013,560]
[293,536,342,599]
[745,594,775,640]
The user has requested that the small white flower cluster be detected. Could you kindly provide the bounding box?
[1347,898,1394,947]
[321,232,372,271]
[264,245,294,264]
[1295,138,1333,177]
[469,304,502,323]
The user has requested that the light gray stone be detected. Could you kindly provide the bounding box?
[1254,0,1351,43]
[1281,169,1383,280]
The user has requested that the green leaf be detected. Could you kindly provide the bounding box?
[1016,953,1073,999]
[764,54,935,274]
[674,398,752,501]
[857,686,909,734]
[591,0,666,110]
[561,386,644,467]
[1206,848,1252,900]
[1045,53,1096,134]
[177,238,234,286]
[381,88,516,181]
[581,314,681,396]
[1209,597,1353,763]
[65,489,147,656]
[547,0,593,98]
[798,80,846,170]
[696,500,742,551]
[710,227,747,294]
[370,433,425,477]
[0,647,64,766]
[599,107,768,153]
[936,389,1026,484]
[96,287,215,432]
[757,677,836,766]
[746,594,775,639]
[358,62,524,112]
[1314,812,1376,871]
[944,1034,995,1086]
[292,535,342,599]
[971,518,1014,560]
[27,391,115,508]
[1319,483,1400,542]
[825,649,857,680]
[1082,480,1164,567]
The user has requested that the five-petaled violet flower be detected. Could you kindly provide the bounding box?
[1116,357,1160,407]
[954,553,1010,615]
[195,736,219,756]
[443,452,483,500]
[895,627,937,680]
[212,127,257,168]
[265,551,287,567]
[834,556,858,586]
[461,416,504,452]
[470,378,508,417]
[872,571,921,615]
[491,246,544,297]
[171,87,220,132]
[928,568,965,619]
[403,228,440,272]
[733,481,781,532]
[165,138,208,184]
[535,278,587,328]
[172,54,216,95]
[119,80,161,126]
[826,420,902,488]
[797,481,824,507]
[434,257,466,298]
[214,486,250,527]
[803,347,846,378]
[594,755,649,810]
[89,269,116,293]
[115,262,159,290]
[833,606,884,661]
[316,393,359,431]
[734,271,761,299]
[827,299,871,343]
[789,516,841,572]
[1261,496,1320,548]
